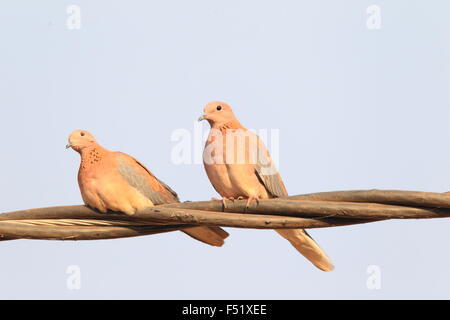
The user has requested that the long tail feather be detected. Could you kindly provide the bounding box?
[276,229,334,272]
[182,226,229,247]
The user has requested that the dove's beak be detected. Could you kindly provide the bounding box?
[198,115,207,122]
[66,143,72,149]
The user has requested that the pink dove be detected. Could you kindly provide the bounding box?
[67,129,228,247]
[199,102,334,271]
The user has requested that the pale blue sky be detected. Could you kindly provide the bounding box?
[0,0,449,299]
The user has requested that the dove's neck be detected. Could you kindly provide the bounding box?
[79,144,108,170]
[213,119,245,131]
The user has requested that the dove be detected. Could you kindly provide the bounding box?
[199,102,334,271]
[67,129,228,247]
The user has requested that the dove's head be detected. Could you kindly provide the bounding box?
[198,101,238,127]
[67,130,98,152]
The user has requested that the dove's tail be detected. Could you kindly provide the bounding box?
[182,226,229,247]
[276,229,334,272]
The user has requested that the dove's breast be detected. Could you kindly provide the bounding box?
[203,131,237,198]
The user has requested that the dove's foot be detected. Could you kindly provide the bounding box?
[212,197,234,210]
[245,196,260,211]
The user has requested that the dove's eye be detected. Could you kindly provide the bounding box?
[80,132,85,137]
[216,106,222,111]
